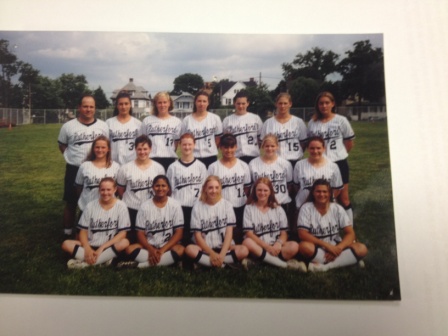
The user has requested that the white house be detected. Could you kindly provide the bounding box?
[171,91,194,119]
[110,78,152,118]
[219,78,258,106]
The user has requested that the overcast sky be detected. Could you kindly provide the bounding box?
[0,31,382,99]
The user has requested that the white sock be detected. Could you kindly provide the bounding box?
[345,207,354,226]
[311,247,326,264]
[95,247,117,265]
[197,252,212,267]
[158,251,176,266]
[74,246,85,260]
[224,252,236,265]
[326,248,358,270]
[262,250,287,268]
[135,249,148,263]
[64,228,73,235]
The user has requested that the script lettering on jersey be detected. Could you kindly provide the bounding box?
[308,222,340,239]
[188,125,217,140]
[110,128,139,142]
[90,217,118,232]
[174,173,204,190]
[225,123,259,137]
[130,178,153,193]
[146,124,178,137]
[310,126,340,141]
[73,130,105,146]
[144,218,174,234]
[220,173,246,189]
[200,215,228,232]
[254,219,281,237]
[275,128,300,142]
[253,169,286,184]
[302,175,331,190]
[85,173,116,190]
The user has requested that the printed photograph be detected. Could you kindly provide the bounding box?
[0,31,398,300]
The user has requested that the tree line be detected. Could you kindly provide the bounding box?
[1,38,384,115]
[0,39,110,110]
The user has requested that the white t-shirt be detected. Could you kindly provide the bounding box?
[243,204,288,245]
[141,115,182,158]
[106,116,142,165]
[222,112,263,157]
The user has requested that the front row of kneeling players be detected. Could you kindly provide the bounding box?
[62,172,367,272]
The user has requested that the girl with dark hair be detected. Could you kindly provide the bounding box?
[180,90,223,168]
[141,92,182,171]
[208,133,251,244]
[106,91,142,165]
[297,179,367,272]
[116,135,165,243]
[120,175,185,268]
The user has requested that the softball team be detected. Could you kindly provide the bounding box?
[61,90,367,273]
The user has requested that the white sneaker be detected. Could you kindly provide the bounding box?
[67,259,88,269]
[358,260,365,269]
[286,259,307,273]
[308,262,328,272]
[117,261,138,269]
[241,258,254,271]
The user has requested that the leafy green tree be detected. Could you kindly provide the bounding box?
[288,77,320,107]
[245,83,275,119]
[0,39,19,107]
[171,73,204,95]
[282,47,339,83]
[338,40,385,104]
[93,86,110,109]
[18,62,39,109]
[57,73,90,108]
[32,76,64,109]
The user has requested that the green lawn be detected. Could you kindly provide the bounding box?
[0,121,400,300]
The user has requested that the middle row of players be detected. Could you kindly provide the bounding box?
[76,131,344,247]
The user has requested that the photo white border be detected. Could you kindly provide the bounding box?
[1,1,447,335]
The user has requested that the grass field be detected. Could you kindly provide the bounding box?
[0,121,400,300]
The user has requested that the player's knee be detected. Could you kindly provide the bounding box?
[298,241,315,257]
[353,242,368,258]
[185,244,199,258]
[236,245,249,259]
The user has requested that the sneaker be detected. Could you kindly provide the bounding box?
[116,261,138,269]
[241,258,254,271]
[67,259,88,269]
[286,259,307,273]
[307,262,328,272]
[358,260,365,269]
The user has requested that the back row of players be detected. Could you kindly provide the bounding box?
[58,90,367,271]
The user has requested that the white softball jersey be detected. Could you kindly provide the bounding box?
[166,159,208,207]
[180,112,223,158]
[260,116,307,161]
[141,115,182,158]
[106,116,142,165]
[116,160,165,210]
[75,161,121,211]
[297,202,351,245]
[58,118,109,166]
[293,158,343,208]
[249,156,293,204]
[135,197,184,249]
[307,114,355,162]
[243,204,288,245]
[208,159,251,208]
[222,112,263,158]
[77,199,130,247]
[190,198,236,250]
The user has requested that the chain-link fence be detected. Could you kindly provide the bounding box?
[0,105,386,126]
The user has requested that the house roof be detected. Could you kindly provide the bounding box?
[171,91,194,101]
[219,78,258,94]
[110,78,151,100]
